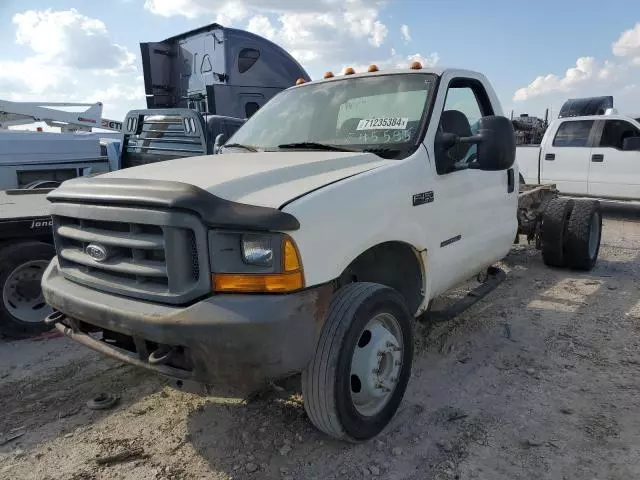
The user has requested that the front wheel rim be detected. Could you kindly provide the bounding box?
[2,260,52,324]
[349,312,404,417]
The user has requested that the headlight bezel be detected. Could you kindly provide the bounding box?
[208,230,304,293]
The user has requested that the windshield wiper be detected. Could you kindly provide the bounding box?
[222,143,259,152]
[277,142,356,152]
[363,147,403,159]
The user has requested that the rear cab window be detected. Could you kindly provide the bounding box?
[552,120,594,147]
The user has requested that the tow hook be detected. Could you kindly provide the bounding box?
[148,345,178,366]
[44,310,66,325]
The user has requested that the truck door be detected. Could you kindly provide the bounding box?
[540,119,596,195]
[428,77,518,295]
[588,119,640,200]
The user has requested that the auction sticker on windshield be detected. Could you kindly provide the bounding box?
[357,117,408,130]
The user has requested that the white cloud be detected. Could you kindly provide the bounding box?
[0,9,142,124]
[512,23,640,117]
[399,52,439,68]
[145,0,392,64]
[344,50,439,75]
[12,9,134,72]
[213,3,250,25]
[513,56,597,101]
[613,22,640,64]
[143,0,209,19]
[401,24,411,43]
[246,15,276,41]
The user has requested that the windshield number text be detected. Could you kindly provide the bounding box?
[357,117,408,130]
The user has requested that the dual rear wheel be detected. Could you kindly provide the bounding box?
[540,197,602,270]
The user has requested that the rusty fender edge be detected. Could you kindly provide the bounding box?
[42,259,334,391]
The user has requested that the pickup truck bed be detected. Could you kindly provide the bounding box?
[0,189,53,240]
[0,189,52,221]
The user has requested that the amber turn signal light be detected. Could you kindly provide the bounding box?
[213,271,304,293]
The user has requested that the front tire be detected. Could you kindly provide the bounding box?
[0,241,55,339]
[302,283,414,442]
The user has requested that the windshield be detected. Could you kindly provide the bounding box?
[226,73,437,159]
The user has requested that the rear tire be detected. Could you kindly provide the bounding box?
[0,241,55,339]
[565,200,602,271]
[540,197,574,268]
[302,283,414,442]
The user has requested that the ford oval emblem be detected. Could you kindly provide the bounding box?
[86,243,109,262]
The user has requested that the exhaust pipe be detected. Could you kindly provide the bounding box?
[44,310,66,325]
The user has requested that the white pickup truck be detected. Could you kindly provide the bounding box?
[41,65,602,441]
[518,113,640,200]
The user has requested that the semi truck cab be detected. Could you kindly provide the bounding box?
[141,22,311,119]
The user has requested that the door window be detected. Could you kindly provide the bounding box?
[436,80,493,173]
[552,120,594,147]
[597,120,640,150]
[443,87,484,127]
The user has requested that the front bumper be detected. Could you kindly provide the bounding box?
[42,258,333,392]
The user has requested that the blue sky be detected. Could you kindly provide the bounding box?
[1,0,639,121]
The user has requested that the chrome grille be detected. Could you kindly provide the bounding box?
[50,203,210,304]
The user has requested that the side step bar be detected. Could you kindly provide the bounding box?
[419,266,506,324]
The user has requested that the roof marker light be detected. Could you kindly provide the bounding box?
[409,61,423,70]
[296,78,306,85]
[343,67,356,75]
[323,71,334,79]
[368,64,379,72]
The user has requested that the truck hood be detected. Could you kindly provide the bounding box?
[102,151,392,208]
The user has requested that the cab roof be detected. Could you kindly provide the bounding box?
[293,67,485,88]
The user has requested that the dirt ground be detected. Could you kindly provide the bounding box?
[1,203,639,480]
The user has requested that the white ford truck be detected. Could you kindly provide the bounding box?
[518,113,640,200]
[41,65,603,441]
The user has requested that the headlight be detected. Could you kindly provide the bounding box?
[241,234,274,267]
[209,231,304,293]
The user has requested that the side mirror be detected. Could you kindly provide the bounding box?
[213,133,227,154]
[435,115,515,173]
[476,116,516,171]
[622,136,640,151]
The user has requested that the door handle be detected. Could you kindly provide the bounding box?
[591,154,604,162]
[507,168,514,193]
[544,153,555,161]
